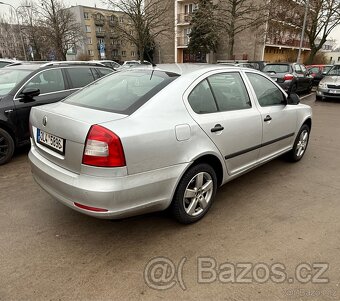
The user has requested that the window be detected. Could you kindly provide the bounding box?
[208,73,251,111]
[110,15,115,21]
[85,25,91,33]
[25,69,65,95]
[131,51,135,57]
[97,68,113,77]
[188,80,218,114]
[119,16,124,23]
[88,50,94,56]
[66,67,95,89]
[96,26,103,32]
[294,64,303,74]
[87,37,92,45]
[64,70,179,114]
[84,12,89,19]
[300,64,306,73]
[263,64,289,73]
[122,51,126,57]
[246,73,285,107]
[98,38,105,44]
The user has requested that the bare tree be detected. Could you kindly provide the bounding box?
[218,0,270,59]
[105,0,173,62]
[38,0,84,60]
[304,0,340,64]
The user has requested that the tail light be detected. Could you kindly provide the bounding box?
[82,125,126,167]
[283,74,294,81]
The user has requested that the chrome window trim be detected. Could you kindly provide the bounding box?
[13,66,106,101]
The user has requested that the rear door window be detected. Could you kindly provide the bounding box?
[66,67,95,89]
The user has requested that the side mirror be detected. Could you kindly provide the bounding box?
[287,93,300,105]
[18,88,40,102]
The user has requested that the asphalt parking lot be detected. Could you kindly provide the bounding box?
[1,93,340,301]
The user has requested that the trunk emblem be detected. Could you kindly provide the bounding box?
[42,116,48,127]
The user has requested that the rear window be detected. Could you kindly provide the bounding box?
[263,64,289,73]
[63,69,179,114]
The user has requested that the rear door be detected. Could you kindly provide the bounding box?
[13,68,71,144]
[185,71,262,175]
[245,72,297,160]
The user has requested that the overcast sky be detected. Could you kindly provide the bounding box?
[1,0,340,46]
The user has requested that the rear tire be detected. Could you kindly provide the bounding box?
[0,128,15,165]
[287,124,310,162]
[171,163,217,224]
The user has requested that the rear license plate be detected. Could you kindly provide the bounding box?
[37,129,65,155]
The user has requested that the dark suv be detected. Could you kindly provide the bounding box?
[263,63,313,93]
[0,62,113,164]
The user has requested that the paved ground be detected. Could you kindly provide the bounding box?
[1,93,340,301]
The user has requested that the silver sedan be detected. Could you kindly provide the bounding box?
[29,64,312,224]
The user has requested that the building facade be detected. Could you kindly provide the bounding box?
[69,5,137,62]
[156,0,312,64]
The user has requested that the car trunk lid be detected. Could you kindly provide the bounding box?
[30,102,127,174]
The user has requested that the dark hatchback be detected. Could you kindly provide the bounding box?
[263,63,313,93]
[0,62,113,164]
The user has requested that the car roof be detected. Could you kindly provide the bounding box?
[125,63,254,76]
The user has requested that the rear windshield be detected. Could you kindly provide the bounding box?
[263,64,289,73]
[63,69,179,114]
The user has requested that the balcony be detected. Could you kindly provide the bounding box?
[96,31,106,38]
[108,20,117,27]
[94,18,105,26]
[177,13,192,24]
[266,37,310,49]
[177,36,189,47]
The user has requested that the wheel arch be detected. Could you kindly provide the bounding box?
[0,121,17,146]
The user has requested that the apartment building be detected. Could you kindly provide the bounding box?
[69,5,137,62]
[157,0,311,64]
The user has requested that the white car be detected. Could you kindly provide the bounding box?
[29,64,312,224]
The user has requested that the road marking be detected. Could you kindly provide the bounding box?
[300,93,315,100]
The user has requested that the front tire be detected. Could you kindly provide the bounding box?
[171,163,217,224]
[288,124,310,162]
[0,128,15,165]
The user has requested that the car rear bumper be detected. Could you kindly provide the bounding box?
[29,142,188,219]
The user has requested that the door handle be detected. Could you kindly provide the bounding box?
[4,109,14,115]
[264,115,272,122]
[211,124,224,133]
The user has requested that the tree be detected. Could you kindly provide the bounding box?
[304,0,340,64]
[38,0,84,60]
[105,0,173,62]
[18,1,48,60]
[218,0,270,59]
[188,0,219,59]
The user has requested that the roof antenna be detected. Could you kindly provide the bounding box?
[145,46,156,80]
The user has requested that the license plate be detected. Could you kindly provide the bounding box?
[329,90,339,94]
[37,129,65,155]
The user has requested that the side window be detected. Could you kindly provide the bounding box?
[97,67,113,77]
[208,73,251,111]
[300,65,307,73]
[24,69,65,94]
[188,79,218,114]
[246,73,285,107]
[66,67,95,89]
[294,64,302,74]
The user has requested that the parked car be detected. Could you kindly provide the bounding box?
[122,60,152,67]
[91,60,121,70]
[0,61,114,164]
[263,63,313,93]
[29,64,312,224]
[306,64,333,85]
[0,59,18,68]
[316,64,340,100]
[217,60,266,70]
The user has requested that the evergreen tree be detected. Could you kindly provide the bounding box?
[188,0,219,58]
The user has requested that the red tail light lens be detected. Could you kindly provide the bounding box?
[74,202,108,212]
[283,74,294,81]
[82,125,126,167]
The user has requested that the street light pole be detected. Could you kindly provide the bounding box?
[297,0,310,63]
[0,2,30,61]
